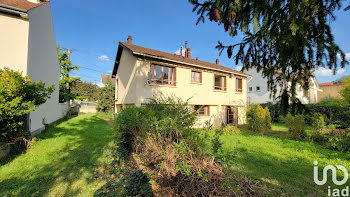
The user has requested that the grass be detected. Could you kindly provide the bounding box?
[219,123,350,196]
[0,115,116,197]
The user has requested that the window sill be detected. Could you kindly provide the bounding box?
[190,81,202,85]
[213,89,227,93]
[149,83,177,88]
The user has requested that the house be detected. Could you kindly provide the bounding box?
[318,82,343,101]
[99,73,115,87]
[111,36,250,127]
[0,0,66,135]
[245,69,321,105]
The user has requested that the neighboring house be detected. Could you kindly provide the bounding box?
[111,36,250,127]
[0,0,66,134]
[100,73,115,87]
[245,69,321,105]
[317,82,343,101]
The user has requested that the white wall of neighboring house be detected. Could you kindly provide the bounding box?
[246,69,317,105]
[26,3,64,134]
[0,2,67,135]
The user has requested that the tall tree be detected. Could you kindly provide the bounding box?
[71,81,99,101]
[341,76,350,103]
[189,0,349,112]
[57,46,81,105]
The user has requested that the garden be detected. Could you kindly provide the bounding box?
[1,67,350,196]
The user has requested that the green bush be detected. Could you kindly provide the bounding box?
[0,68,54,143]
[261,102,282,122]
[305,99,350,128]
[311,126,350,152]
[115,96,197,160]
[222,125,240,135]
[246,104,271,134]
[282,113,306,140]
[97,81,115,112]
[116,107,153,159]
[311,113,326,131]
[124,170,153,197]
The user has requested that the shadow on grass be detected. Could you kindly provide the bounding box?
[0,115,115,196]
[220,132,350,196]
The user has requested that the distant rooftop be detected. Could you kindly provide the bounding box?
[319,82,343,87]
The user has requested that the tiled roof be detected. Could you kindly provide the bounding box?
[319,82,343,87]
[0,0,48,12]
[119,42,248,76]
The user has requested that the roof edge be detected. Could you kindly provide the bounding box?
[119,41,251,77]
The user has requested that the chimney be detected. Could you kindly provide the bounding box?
[180,47,183,56]
[196,57,198,60]
[127,35,132,44]
[186,48,191,59]
[185,41,188,49]
[216,59,219,64]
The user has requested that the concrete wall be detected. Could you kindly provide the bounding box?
[26,3,62,133]
[0,13,29,73]
[318,84,343,101]
[115,48,248,127]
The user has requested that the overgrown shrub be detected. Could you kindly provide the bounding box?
[97,81,115,112]
[124,170,154,197]
[0,68,54,143]
[305,99,350,128]
[246,104,271,134]
[311,126,350,152]
[261,102,282,122]
[282,113,306,140]
[115,96,260,196]
[311,113,326,131]
[222,125,240,135]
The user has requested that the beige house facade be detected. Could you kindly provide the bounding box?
[0,0,67,134]
[112,36,250,127]
[317,82,344,101]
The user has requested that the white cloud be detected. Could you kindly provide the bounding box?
[107,70,112,74]
[175,48,185,56]
[236,66,243,71]
[315,67,346,76]
[98,55,110,61]
[337,53,350,59]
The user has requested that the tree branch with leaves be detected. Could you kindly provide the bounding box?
[189,0,349,112]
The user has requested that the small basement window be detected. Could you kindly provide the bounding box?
[194,105,209,116]
[256,86,260,91]
[248,87,252,92]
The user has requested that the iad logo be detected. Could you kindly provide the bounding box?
[314,161,349,196]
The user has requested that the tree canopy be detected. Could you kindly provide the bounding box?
[71,81,99,101]
[189,0,349,112]
[57,46,81,103]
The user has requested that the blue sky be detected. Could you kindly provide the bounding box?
[50,0,350,84]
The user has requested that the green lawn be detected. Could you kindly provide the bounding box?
[220,123,350,196]
[0,115,115,197]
